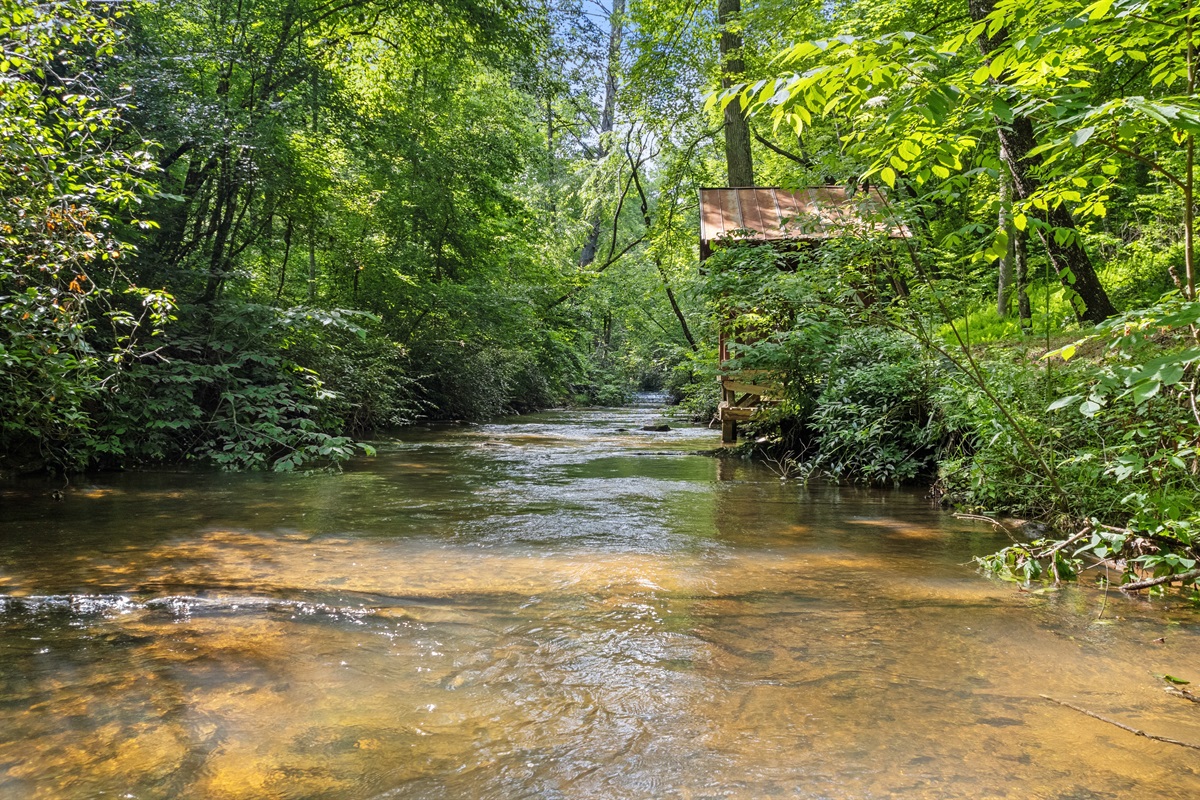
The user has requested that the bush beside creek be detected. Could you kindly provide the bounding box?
[697,239,1200,594]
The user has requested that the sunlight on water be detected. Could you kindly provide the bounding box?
[2,401,1200,798]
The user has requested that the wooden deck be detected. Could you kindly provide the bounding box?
[717,369,777,444]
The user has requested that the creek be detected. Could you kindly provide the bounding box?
[1,397,1199,798]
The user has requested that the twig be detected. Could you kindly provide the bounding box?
[1043,526,1092,557]
[1033,527,1091,584]
[1120,568,1200,592]
[1097,562,1110,620]
[1166,687,1200,705]
[953,513,1017,543]
[953,513,1007,529]
[1039,695,1200,751]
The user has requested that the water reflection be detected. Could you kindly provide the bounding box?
[2,402,1200,798]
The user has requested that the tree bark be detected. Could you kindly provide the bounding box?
[307,227,317,303]
[275,216,294,301]
[1016,223,1032,332]
[628,152,698,351]
[579,0,625,268]
[969,0,1117,323]
[201,156,237,304]
[719,0,754,187]
[997,171,1014,316]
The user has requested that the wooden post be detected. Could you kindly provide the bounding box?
[722,418,738,444]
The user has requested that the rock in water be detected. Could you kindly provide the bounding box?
[641,424,671,432]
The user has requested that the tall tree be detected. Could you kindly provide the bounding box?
[968,0,1116,323]
[579,0,625,267]
[718,0,754,186]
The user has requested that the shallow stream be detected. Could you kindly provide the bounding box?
[2,399,1199,798]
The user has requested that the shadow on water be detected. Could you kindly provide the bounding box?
[2,397,1200,798]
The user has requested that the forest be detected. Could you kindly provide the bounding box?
[2,0,1199,590]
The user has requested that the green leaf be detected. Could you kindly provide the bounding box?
[1048,394,1083,412]
[991,97,1014,123]
[1130,380,1160,405]
[880,166,897,188]
[1070,126,1096,147]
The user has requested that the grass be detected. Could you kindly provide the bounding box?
[936,256,1177,348]
[936,280,1076,347]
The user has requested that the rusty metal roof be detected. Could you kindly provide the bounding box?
[698,186,907,257]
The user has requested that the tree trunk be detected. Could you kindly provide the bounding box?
[1185,13,1196,300]
[997,171,1014,316]
[201,159,237,304]
[579,0,625,268]
[658,263,698,351]
[1015,224,1032,332]
[275,216,294,301]
[719,0,754,187]
[307,227,317,303]
[969,0,1116,323]
[627,151,698,352]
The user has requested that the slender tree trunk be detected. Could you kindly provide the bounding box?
[1185,6,1196,300]
[969,0,1116,323]
[658,263,698,351]
[627,151,698,351]
[201,158,237,304]
[1000,118,1116,323]
[579,0,625,268]
[275,216,294,301]
[719,0,754,187]
[997,171,1014,316]
[1016,224,1032,332]
[307,228,317,303]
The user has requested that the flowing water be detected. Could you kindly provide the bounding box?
[2,398,1200,799]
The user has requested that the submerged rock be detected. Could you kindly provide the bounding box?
[641,424,671,432]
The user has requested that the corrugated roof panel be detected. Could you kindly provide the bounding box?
[719,188,741,234]
[699,186,907,255]
[738,188,765,236]
[753,187,781,238]
[699,189,725,244]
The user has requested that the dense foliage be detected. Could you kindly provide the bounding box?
[698,0,1200,591]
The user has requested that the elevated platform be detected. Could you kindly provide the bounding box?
[700,185,905,445]
[717,369,779,444]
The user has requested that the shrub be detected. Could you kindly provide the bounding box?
[809,329,940,485]
[94,303,365,471]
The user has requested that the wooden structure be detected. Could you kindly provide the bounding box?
[698,186,907,444]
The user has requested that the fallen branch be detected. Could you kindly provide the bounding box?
[1039,695,1200,751]
[1120,568,1200,592]
[953,513,1018,543]
[1044,526,1092,557]
[953,513,1008,529]
[1166,687,1200,705]
[1044,527,1092,584]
